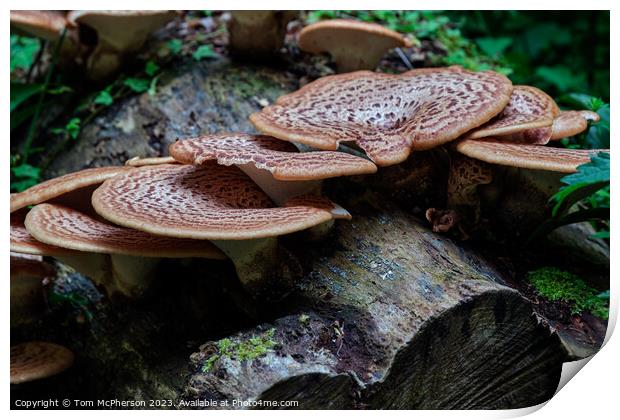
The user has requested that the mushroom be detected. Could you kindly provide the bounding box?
[11,166,131,214]
[66,10,176,79]
[91,163,350,293]
[298,19,412,73]
[24,203,226,298]
[10,253,55,326]
[250,66,513,166]
[550,110,601,140]
[228,11,297,58]
[426,139,610,234]
[125,156,178,167]
[168,133,377,205]
[467,85,559,144]
[10,11,79,60]
[11,342,74,385]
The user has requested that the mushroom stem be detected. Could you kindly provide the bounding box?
[237,163,322,206]
[10,255,54,326]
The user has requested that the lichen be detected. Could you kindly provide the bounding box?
[527,267,609,319]
[201,328,278,373]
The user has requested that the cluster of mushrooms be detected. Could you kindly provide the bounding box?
[10,14,609,386]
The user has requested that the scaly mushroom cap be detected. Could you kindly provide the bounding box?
[468,85,559,144]
[550,110,601,140]
[10,342,74,384]
[10,11,68,42]
[250,67,513,166]
[25,203,226,259]
[11,166,131,213]
[125,156,178,167]
[11,210,75,256]
[169,133,377,181]
[456,139,608,173]
[92,163,350,241]
[67,10,176,51]
[298,19,412,72]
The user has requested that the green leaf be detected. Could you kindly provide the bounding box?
[66,117,81,139]
[123,77,150,93]
[11,179,39,192]
[11,163,41,179]
[148,76,160,96]
[476,37,512,57]
[10,35,41,72]
[94,90,114,106]
[529,207,610,243]
[167,39,183,55]
[535,66,586,92]
[550,181,609,217]
[560,152,610,186]
[10,83,44,112]
[193,45,218,61]
[592,231,610,239]
[145,60,160,77]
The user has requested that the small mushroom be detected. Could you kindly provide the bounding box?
[169,133,377,205]
[24,203,225,298]
[67,10,176,79]
[467,85,559,144]
[91,163,350,293]
[10,253,55,326]
[250,66,513,166]
[298,19,412,72]
[11,342,74,385]
[550,110,601,140]
[228,11,297,58]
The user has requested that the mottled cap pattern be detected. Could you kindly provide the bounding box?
[92,164,350,241]
[468,85,559,144]
[11,210,75,256]
[250,67,513,166]
[11,166,131,213]
[456,139,608,173]
[11,342,74,384]
[169,133,377,181]
[550,110,601,140]
[25,204,226,259]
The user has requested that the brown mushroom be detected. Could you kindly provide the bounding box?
[169,133,377,205]
[10,253,55,326]
[467,85,559,144]
[250,66,513,166]
[298,19,412,72]
[10,11,79,61]
[24,203,225,297]
[228,11,297,58]
[550,110,601,140]
[67,10,176,79]
[91,163,350,291]
[11,342,74,385]
[125,156,178,167]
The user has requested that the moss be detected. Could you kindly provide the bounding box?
[201,328,278,373]
[527,267,609,319]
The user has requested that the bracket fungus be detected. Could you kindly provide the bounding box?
[298,19,412,72]
[250,66,513,166]
[10,253,55,326]
[550,110,601,140]
[169,133,377,205]
[125,156,179,167]
[228,11,297,57]
[66,10,176,79]
[24,203,225,297]
[91,163,350,293]
[467,85,559,144]
[11,342,74,385]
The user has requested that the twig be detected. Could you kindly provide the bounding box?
[395,47,413,70]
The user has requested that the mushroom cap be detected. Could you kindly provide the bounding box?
[250,66,513,166]
[11,342,74,384]
[456,139,608,173]
[169,133,377,181]
[25,203,226,259]
[67,10,176,51]
[550,110,601,140]
[11,209,76,256]
[468,85,559,144]
[125,156,178,167]
[10,11,68,41]
[11,166,131,213]
[92,163,350,241]
[11,252,55,279]
[298,19,412,72]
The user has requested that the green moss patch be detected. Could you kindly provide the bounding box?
[201,328,278,373]
[527,267,609,319]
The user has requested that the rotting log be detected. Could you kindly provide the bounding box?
[184,190,566,409]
